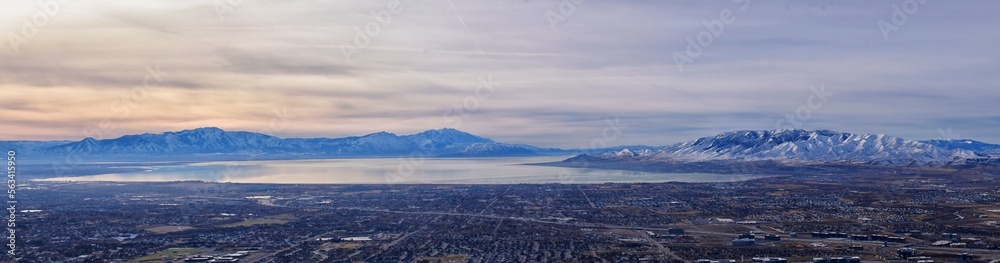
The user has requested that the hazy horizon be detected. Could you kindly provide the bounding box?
[6,126,999,149]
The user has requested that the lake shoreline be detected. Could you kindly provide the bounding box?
[34,156,773,184]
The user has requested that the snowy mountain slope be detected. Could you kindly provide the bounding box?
[922,139,1000,156]
[584,130,986,166]
[41,127,290,155]
[444,142,540,157]
[0,140,74,155]
[401,128,495,153]
[33,127,539,157]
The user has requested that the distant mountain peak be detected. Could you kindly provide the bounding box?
[589,129,985,166]
[406,128,494,144]
[362,131,399,138]
[176,127,225,133]
[418,127,479,136]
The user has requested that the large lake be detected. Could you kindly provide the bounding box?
[38,156,768,184]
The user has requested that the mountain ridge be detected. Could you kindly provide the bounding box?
[570,129,997,167]
[28,127,524,157]
[5,128,1000,167]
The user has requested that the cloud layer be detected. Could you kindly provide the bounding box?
[1,0,998,147]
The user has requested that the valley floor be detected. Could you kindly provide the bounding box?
[6,169,1000,262]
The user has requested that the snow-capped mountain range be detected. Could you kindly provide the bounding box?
[7,127,545,158]
[3,128,999,167]
[581,130,996,167]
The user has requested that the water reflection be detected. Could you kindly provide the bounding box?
[38,156,769,184]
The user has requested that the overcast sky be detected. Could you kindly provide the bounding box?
[1,0,998,147]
